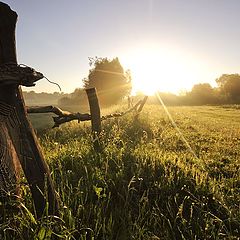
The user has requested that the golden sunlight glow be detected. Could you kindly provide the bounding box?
[121,45,203,95]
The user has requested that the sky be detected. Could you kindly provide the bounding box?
[3,0,240,94]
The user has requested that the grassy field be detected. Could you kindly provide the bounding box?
[1,104,240,239]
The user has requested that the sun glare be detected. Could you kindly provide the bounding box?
[122,46,201,95]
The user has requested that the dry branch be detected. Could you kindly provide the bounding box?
[27,106,91,128]
[137,96,148,113]
[27,105,70,116]
[53,113,91,128]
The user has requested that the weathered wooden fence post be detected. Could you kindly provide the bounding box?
[137,96,148,113]
[0,2,58,217]
[86,88,101,133]
[86,88,102,152]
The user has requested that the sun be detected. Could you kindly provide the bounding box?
[121,45,200,95]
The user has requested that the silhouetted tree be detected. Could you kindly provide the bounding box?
[216,74,240,103]
[23,91,65,105]
[188,83,217,105]
[83,57,132,106]
[58,88,88,112]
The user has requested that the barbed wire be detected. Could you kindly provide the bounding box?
[0,63,62,91]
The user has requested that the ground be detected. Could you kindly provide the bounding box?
[1,104,240,239]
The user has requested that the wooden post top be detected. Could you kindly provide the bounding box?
[0,2,17,16]
[0,2,44,87]
[0,2,17,64]
[0,2,18,30]
[86,87,97,94]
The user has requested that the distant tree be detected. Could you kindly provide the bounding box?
[216,74,240,103]
[23,91,65,106]
[58,96,71,106]
[83,57,132,106]
[188,83,217,105]
[58,88,88,112]
[70,88,88,106]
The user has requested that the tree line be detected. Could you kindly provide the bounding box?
[23,91,66,106]
[181,74,240,105]
[24,57,240,109]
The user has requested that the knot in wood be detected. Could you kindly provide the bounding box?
[0,63,44,87]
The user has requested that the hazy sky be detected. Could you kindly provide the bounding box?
[3,0,240,94]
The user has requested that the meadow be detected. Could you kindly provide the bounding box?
[1,104,240,239]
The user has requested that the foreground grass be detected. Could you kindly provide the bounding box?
[1,105,240,239]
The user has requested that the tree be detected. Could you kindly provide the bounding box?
[83,57,132,106]
[216,74,240,103]
[58,88,88,112]
[188,83,217,105]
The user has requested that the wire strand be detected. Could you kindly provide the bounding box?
[43,75,62,92]
[19,63,62,92]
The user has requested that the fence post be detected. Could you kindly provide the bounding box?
[86,88,101,133]
[0,2,58,217]
[137,96,148,113]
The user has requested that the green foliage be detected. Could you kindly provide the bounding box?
[58,88,89,112]
[83,57,132,106]
[187,83,218,105]
[1,105,240,239]
[216,74,240,103]
[23,91,66,106]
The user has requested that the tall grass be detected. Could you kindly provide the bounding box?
[1,105,240,239]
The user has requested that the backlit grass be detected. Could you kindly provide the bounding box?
[1,105,240,239]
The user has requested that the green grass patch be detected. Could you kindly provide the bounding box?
[1,105,240,239]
